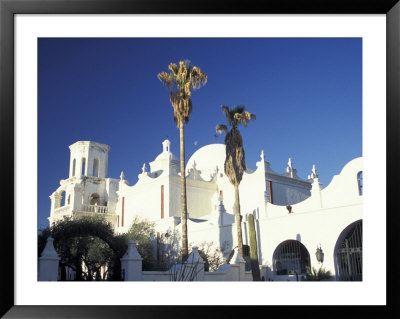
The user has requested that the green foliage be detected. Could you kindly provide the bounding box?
[125,216,157,270]
[248,214,261,281]
[38,227,51,257]
[303,266,333,281]
[81,236,114,280]
[197,241,229,272]
[167,241,228,281]
[157,234,229,273]
[43,215,125,281]
[38,215,159,280]
[156,229,182,270]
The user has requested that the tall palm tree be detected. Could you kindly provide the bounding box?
[157,60,207,262]
[216,105,256,257]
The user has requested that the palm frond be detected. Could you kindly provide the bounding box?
[215,124,227,134]
[159,60,206,127]
[176,61,189,87]
[224,129,246,186]
[183,82,192,99]
[157,72,173,89]
[168,63,179,76]
[221,104,252,127]
[234,111,256,127]
[170,91,192,127]
[231,105,246,115]
[221,105,232,124]
[160,60,207,93]
[190,66,208,89]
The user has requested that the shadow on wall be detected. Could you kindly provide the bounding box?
[255,208,263,266]
[219,223,233,263]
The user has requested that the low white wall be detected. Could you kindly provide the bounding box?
[139,265,254,282]
[141,271,171,281]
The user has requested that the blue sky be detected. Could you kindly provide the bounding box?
[38,38,362,230]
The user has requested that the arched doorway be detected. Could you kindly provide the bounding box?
[334,220,362,281]
[90,193,100,205]
[273,240,310,276]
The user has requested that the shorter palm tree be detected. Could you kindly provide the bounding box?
[216,105,255,257]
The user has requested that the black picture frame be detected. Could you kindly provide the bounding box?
[1,0,399,318]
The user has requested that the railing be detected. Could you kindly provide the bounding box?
[82,204,108,214]
[54,205,70,216]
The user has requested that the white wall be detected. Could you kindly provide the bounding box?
[116,173,169,232]
[152,157,363,280]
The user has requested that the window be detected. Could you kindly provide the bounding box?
[60,191,66,207]
[273,240,310,275]
[93,158,99,177]
[81,158,86,176]
[72,159,76,177]
[357,171,363,196]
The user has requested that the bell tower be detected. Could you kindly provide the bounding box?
[49,141,118,227]
[68,141,110,178]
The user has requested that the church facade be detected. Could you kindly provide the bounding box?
[49,140,363,281]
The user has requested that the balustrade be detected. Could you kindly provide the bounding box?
[54,205,70,216]
[82,204,108,213]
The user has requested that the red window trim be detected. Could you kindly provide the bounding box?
[121,197,125,227]
[268,181,274,204]
[161,185,164,219]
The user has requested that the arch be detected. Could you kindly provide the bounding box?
[273,240,310,275]
[72,159,76,177]
[81,157,86,176]
[93,158,99,177]
[90,193,100,205]
[334,220,362,281]
[60,190,66,207]
[47,217,127,281]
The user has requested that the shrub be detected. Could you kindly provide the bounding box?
[303,266,333,281]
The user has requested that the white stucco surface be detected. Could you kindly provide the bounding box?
[48,140,363,281]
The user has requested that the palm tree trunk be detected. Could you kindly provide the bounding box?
[234,184,244,257]
[179,121,189,262]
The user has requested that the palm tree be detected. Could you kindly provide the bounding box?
[216,105,256,257]
[157,60,207,262]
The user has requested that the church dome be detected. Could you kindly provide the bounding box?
[186,144,226,181]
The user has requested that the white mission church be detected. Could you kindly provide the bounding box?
[47,140,363,281]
